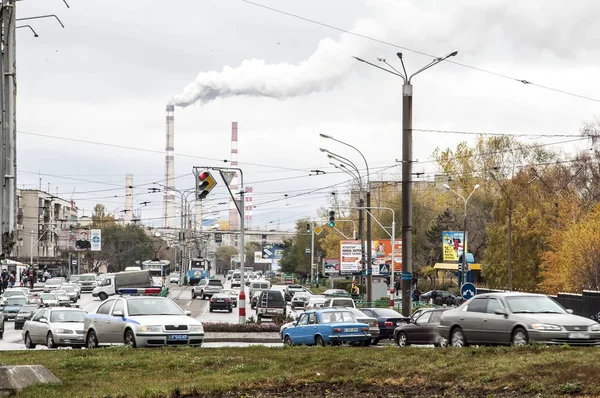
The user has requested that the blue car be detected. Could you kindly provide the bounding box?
[282,308,371,346]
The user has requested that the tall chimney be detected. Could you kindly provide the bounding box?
[229,122,239,231]
[125,174,133,224]
[245,186,253,228]
[163,105,176,229]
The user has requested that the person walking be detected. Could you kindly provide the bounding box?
[8,272,15,288]
[414,287,421,302]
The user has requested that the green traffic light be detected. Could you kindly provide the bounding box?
[329,222,335,227]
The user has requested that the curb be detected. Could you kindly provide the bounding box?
[203,333,282,343]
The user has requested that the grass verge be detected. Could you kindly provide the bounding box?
[3,344,600,397]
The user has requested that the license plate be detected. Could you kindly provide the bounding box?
[344,328,358,332]
[168,334,188,340]
[568,332,589,339]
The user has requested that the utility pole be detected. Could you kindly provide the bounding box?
[490,172,513,290]
[365,191,372,303]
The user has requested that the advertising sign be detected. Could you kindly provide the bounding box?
[57,229,90,251]
[254,251,271,264]
[370,239,402,275]
[262,243,284,260]
[323,258,340,275]
[443,231,464,261]
[90,229,102,251]
[340,240,363,274]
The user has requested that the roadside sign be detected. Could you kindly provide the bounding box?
[378,264,390,274]
[305,248,311,255]
[461,282,476,300]
[314,226,322,235]
[90,229,101,251]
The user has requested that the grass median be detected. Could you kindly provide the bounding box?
[2,344,599,397]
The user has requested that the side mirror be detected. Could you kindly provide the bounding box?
[39,317,47,323]
[409,318,416,324]
[185,310,192,316]
[113,310,124,317]
[494,308,508,316]
[566,309,574,314]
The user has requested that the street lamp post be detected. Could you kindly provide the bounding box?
[490,173,513,291]
[353,50,458,316]
[443,184,480,287]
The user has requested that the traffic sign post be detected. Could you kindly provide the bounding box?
[461,282,476,300]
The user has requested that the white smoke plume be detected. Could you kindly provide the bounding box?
[169,22,373,107]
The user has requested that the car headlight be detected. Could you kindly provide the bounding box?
[189,325,204,333]
[589,324,600,332]
[531,323,562,331]
[54,328,73,334]
[140,325,162,332]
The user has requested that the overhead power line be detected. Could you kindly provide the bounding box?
[241,0,600,104]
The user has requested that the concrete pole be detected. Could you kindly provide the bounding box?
[310,220,315,285]
[508,200,513,290]
[238,172,246,324]
[390,219,396,309]
[401,82,413,317]
[366,191,372,303]
[462,209,467,288]
[357,197,364,285]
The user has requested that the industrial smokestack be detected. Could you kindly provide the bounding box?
[163,105,176,229]
[229,122,239,231]
[125,174,133,224]
[245,186,253,228]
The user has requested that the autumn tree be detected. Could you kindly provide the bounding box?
[216,245,238,272]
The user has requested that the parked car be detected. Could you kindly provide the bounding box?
[282,308,371,346]
[360,308,405,343]
[284,285,306,302]
[62,285,79,303]
[43,278,63,293]
[14,304,41,330]
[23,307,88,349]
[219,289,238,307]
[345,307,380,345]
[192,279,224,300]
[323,296,355,309]
[1,296,27,320]
[256,289,287,320]
[54,290,71,307]
[439,292,600,347]
[209,293,233,313]
[394,308,449,347]
[83,296,204,348]
[169,274,180,284]
[290,291,311,310]
[322,289,351,297]
[306,296,327,311]
[40,293,59,307]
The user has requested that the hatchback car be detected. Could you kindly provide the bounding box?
[439,292,600,347]
[282,308,371,346]
[14,304,40,330]
[23,307,87,349]
[209,293,233,313]
[84,296,204,348]
[394,308,449,347]
[1,296,27,320]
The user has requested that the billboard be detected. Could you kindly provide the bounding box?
[57,229,91,252]
[340,240,362,274]
[254,251,271,264]
[443,231,464,261]
[323,258,340,275]
[370,239,402,275]
[261,243,284,260]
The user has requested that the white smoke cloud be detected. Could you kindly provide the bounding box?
[168,14,384,107]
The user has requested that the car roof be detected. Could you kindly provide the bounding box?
[314,308,353,313]
[474,292,547,299]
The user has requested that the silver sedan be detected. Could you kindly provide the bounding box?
[22,307,87,349]
[439,292,600,347]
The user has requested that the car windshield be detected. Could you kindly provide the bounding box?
[3,290,25,297]
[321,311,358,324]
[41,294,56,300]
[127,298,184,316]
[332,299,354,307]
[80,275,96,281]
[55,291,68,298]
[70,276,80,282]
[19,305,39,313]
[63,286,75,292]
[46,279,62,286]
[50,310,86,323]
[6,297,26,305]
[506,296,566,314]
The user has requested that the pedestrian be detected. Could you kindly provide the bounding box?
[414,287,421,302]
[8,272,15,288]
[430,290,438,304]
[394,278,400,295]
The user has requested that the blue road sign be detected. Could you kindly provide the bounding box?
[461,282,477,300]
[379,264,390,274]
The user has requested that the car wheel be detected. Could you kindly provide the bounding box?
[512,327,529,346]
[25,332,36,349]
[228,308,232,313]
[372,338,380,345]
[315,335,326,347]
[47,332,56,349]
[209,308,213,312]
[86,330,98,349]
[397,332,408,347]
[124,329,137,348]
[98,292,108,301]
[192,294,196,299]
[436,336,448,348]
[451,327,467,348]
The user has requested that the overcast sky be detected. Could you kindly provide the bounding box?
[15,0,600,231]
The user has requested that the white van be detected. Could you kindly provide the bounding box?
[249,280,271,298]
[231,271,241,288]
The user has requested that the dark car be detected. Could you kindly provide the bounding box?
[1,296,27,320]
[209,293,233,313]
[393,308,449,347]
[14,304,40,330]
[0,313,4,339]
[360,308,405,343]
[419,290,459,305]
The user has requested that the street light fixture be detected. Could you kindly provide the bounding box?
[443,184,480,287]
[490,172,513,291]
[354,49,458,316]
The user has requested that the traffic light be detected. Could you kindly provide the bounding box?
[306,223,311,233]
[329,210,335,227]
[69,225,73,234]
[196,170,217,200]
